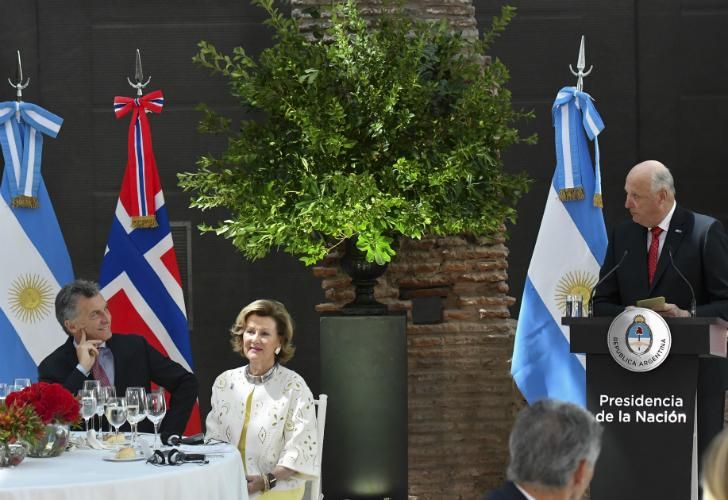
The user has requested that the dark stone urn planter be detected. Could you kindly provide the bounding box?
[339,238,388,315]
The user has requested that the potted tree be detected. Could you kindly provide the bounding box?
[179,0,533,300]
[180,3,533,495]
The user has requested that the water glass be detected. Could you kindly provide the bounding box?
[99,386,116,440]
[13,378,31,392]
[105,397,127,445]
[78,390,97,433]
[83,380,102,431]
[0,383,8,405]
[146,391,167,449]
[125,387,147,446]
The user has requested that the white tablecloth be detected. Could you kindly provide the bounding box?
[0,437,247,500]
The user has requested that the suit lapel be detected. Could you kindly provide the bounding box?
[650,206,687,292]
[106,336,122,389]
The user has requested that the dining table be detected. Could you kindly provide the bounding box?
[0,434,248,500]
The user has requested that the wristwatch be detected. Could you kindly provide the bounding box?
[266,473,277,489]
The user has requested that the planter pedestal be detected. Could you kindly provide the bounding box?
[320,314,407,499]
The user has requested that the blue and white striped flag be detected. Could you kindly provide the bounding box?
[511,87,607,406]
[0,102,73,382]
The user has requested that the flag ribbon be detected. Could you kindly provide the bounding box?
[113,90,165,228]
[0,102,63,208]
[552,86,605,207]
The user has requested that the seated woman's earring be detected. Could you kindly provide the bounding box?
[275,346,281,355]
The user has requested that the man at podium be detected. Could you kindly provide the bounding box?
[593,159,728,458]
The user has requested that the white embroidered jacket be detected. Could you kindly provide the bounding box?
[205,365,318,496]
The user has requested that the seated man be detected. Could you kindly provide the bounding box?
[38,279,198,442]
[483,399,602,500]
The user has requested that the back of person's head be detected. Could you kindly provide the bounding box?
[55,279,101,335]
[703,429,728,500]
[507,399,603,490]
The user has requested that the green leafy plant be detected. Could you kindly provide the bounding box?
[180,0,534,265]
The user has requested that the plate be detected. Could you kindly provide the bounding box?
[102,452,146,462]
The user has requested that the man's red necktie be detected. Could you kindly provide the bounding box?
[92,349,111,387]
[647,226,663,286]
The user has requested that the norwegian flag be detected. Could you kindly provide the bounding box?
[99,90,201,434]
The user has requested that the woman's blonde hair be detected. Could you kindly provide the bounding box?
[229,299,296,364]
[703,429,728,500]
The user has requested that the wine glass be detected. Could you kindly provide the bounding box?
[13,378,31,391]
[78,389,97,434]
[146,390,166,449]
[105,397,127,446]
[83,380,101,432]
[99,386,116,440]
[125,387,146,446]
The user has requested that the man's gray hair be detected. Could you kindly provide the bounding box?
[506,399,603,489]
[55,279,101,335]
[651,165,676,196]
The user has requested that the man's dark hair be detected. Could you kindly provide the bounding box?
[55,279,101,335]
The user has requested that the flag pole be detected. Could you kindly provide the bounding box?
[569,35,593,92]
[8,50,30,102]
[126,48,151,97]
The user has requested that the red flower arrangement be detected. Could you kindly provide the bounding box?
[0,403,43,445]
[6,382,80,425]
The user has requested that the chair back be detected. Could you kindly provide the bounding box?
[309,394,328,500]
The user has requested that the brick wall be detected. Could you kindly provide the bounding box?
[313,235,521,499]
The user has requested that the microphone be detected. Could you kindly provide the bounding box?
[588,249,629,317]
[667,247,697,317]
[167,433,205,446]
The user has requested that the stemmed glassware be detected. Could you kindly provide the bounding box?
[96,385,116,439]
[78,389,97,433]
[13,378,31,392]
[125,387,147,446]
[0,383,8,405]
[83,380,101,432]
[146,390,167,449]
[105,397,127,446]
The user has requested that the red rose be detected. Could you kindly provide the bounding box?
[6,382,80,425]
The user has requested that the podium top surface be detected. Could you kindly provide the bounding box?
[564,316,728,357]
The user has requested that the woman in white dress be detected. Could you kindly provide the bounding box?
[206,300,318,499]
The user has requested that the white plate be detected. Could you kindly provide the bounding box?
[102,453,146,462]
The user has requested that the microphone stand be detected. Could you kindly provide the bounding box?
[668,248,697,317]
[588,249,629,317]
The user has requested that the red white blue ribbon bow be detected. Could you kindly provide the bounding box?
[113,90,165,228]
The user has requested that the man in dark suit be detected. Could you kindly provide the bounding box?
[38,279,198,442]
[482,399,602,500]
[593,160,728,456]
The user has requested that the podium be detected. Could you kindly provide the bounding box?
[566,316,727,500]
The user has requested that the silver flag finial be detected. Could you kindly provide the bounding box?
[126,48,151,96]
[568,35,593,92]
[8,50,30,101]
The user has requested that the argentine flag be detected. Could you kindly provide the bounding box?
[511,87,607,406]
[0,102,73,382]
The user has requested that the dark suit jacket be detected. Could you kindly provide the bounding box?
[38,333,198,439]
[593,205,728,454]
[482,481,528,500]
[593,205,728,318]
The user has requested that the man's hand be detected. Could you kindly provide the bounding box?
[75,330,101,372]
[655,302,690,318]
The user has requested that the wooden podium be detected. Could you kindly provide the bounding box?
[565,317,727,500]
